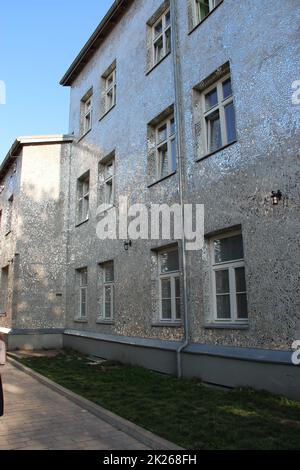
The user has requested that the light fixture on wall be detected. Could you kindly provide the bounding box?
[124,240,132,251]
[271,190,282,205]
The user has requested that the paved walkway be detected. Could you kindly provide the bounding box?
[0,362,149,450]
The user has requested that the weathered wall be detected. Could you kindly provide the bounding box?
[13,142,71,330]
[66,0,299,351]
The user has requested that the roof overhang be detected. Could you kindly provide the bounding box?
[0,134,73,180]
[60,0,134,87]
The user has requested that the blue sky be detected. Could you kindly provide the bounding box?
[0,0,114,160]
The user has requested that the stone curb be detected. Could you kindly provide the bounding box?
[7,356,183,451]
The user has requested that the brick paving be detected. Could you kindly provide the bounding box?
[0,362,149,450]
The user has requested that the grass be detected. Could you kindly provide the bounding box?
[13,350,300,450]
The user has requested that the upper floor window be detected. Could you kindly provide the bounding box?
[6,195,13,234]
[80,89,93,136]
[105,69,116,113]
[210,231,248,323]
[193,64,237,160]
[104,159,115,206]
[189,0,223,30]
[153,9,171,66]
[158,246,181,323]
[155,114,176,179]
[76,172,90,225]
[0,266,9,314]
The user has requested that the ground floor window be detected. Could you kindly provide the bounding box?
[158,246,181,322]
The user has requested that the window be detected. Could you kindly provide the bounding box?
[77,268,88,319]
[98,262,115,321]
[6,195,13,234]
[76,172,90,225]
[210,232,248,323]
[105,69,116,113]
[0,266,9,314]
[158,247,181,322]
[155,114,176,180]
[0,210,2,229]
[202,74,236,154]
[152,8,171,66]
[81,89,93,135]
[104,159,115,206]
[190,0,222,28]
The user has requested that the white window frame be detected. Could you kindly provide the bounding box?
[77,173,90,224]
[99,262,114,321]
[105,69,116,112]
[201,73,236,155]
[104,159,115,207]
[83,95,92,134]
[158,247,181,323]
[155,114,176,180]
[78,268,88,319]
[210,231,248,324]
[152,9,171,66]
[193,0,222,25]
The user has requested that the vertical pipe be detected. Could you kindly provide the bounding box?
[170,0,190,378]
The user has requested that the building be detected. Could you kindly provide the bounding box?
[1,0,300,399]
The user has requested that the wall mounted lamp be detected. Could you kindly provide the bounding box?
[124,240,132,251]
[271,190,282,205]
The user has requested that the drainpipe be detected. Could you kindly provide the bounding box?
[170,0,190,378]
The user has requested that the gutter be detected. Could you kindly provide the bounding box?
[170,0,190,378]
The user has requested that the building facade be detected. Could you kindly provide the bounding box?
[1,0,300,399]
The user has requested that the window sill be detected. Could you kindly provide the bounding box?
[146,51,171,76]
[5,231,11,237]
[196,140,237,162]
[152,322,183,328]
[74,318,88,323]
[147,171,176,188]
[97,204,115,215]
[0,312,7,317]
[77,128,92,143]
[75,218,89,228]
[99,104,116,122]
[204,323,249,330]
[188,1,224,35]
[96,319,115,325]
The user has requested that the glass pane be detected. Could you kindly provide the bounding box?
[154,20,162,38]
[170,118,175,136]
[175,277,180,298]
[205,87,218,110]
[106,89,113,108]
[214,234,244,263]
[85,113,91,132]
[197,0,209,20]
[105,302,111,319]
[160,249,179,273]
[105,263,114,282]
[81,270,87,286]
[105,180,113,205]
[237,293,248,319]
[176,298,181,320]
[165,27,171,54]
[158,143,169,178]
[215,270,229,294]
[81,301,86,317]
[161,278,171,298]
[77,199,83,222]
[216,295,231,319]
[158,123,167,143]
[225,102,237,143]
[165,10,171,27]
[207,110,222,153]
[235,267,246,292]
[222,78,232,99]
[83,196,89,219]
[105,286,112,303]
[105,162,114,179]
[162,299,172,319]
[171,138,177,172]
[154,36,164,63]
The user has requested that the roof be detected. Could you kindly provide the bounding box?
[0,135,73,180]
[60,0,134,87]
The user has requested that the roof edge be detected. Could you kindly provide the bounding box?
[60,0,133,87]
